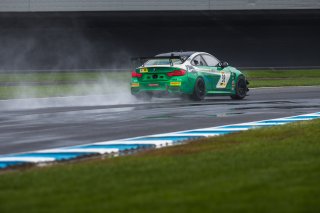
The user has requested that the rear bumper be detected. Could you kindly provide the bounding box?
[131,81,187,96]
[131,90,184,98]
[131,85,183,96]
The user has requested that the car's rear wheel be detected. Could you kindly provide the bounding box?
[190,78,206,101]
[230,75,247,100]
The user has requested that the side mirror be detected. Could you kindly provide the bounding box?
[218,61,229,68]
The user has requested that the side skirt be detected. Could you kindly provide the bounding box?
[206,91,232,96]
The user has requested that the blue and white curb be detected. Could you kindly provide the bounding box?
[0,112,319,170]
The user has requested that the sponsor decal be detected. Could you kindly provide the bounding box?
[140,68,148,73]
[131,83,140,87]
[170,82,182,86]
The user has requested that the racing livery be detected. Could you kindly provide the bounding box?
[131,51,249,101]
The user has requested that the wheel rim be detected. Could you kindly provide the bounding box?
[237,79,247,97]
[197,80,205,97]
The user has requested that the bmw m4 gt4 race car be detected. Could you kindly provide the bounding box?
[131,51,249,101]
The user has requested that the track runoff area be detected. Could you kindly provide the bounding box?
[0,112,319,170]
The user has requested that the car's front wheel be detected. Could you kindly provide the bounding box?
[230,75,248,100]
[190,78,206,101]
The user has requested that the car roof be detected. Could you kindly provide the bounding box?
[156,51,197,58]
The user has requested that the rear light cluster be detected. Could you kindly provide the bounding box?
[167,69,186,77]
[132,71,142,78]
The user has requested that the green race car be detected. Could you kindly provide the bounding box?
[131,51,249,101]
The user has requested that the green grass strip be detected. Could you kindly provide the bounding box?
[0,119,319,212]
[0,72,130,82]
[0,72,131,99]
[243,70,320,87]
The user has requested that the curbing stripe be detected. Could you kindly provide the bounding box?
[73,144,153,151]
[131,136,203,142]
[94,140,171,148]
[181,130,240,134]
[14,153,93,161]
[0,162,26,169]
[0,112,319,170]
[0,157,56,163]
[36,148,119,155]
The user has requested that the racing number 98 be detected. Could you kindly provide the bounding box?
[221,73,226,83]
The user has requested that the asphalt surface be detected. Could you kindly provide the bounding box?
[0,86,319,155]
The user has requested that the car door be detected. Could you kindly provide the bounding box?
[202,54,232,92]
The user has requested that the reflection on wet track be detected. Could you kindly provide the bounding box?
[0,86,319,155]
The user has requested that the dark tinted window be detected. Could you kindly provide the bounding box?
[144,58,182,66]
[156,52,195,62]
[202,54,219,66]
[192,55,207,66]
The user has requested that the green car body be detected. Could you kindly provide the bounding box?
[131,51,248,101]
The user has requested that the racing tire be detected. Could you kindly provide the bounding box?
[230,75,248,100]
[190,78,206,101]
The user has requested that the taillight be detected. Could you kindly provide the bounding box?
[167,69,187,77]
[132,71,143,78]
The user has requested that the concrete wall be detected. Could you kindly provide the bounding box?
[0,10,319,71]
[0,0,319,12]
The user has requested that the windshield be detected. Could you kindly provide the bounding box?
[144,58,183,66]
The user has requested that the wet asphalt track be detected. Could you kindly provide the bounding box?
[0,86,319,155]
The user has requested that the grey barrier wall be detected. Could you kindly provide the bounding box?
[0,10,319,71]
[0,0,320,12]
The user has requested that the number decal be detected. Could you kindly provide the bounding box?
[221,73,226,83]
[216,71,231,88]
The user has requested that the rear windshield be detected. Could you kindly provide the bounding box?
[144,58,183,66]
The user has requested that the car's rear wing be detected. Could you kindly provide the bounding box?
[131,55,185,67]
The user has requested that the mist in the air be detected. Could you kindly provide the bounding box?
[0,21,144,110]
[0,79,137,111]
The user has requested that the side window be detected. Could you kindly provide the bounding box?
[202,54,219,66]
[191,55,207,66]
